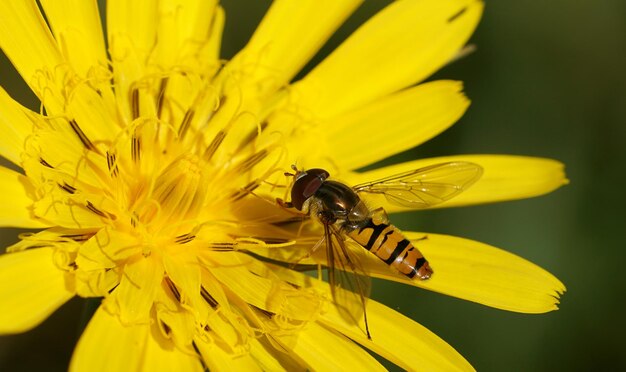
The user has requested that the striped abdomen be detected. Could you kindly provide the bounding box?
[347,219,433,280]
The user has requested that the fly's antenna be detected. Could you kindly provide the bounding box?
[286,164,307,179]
[285,164,299,177]
[276,164,300,209]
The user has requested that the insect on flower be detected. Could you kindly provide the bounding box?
[278,162,483,338]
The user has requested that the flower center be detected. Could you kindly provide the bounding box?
[142,153,208,229]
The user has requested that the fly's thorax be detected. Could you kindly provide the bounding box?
[314,180,363,217]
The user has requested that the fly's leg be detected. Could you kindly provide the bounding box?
[289,210,338,270]
[276,197,294,209]
[317,210,337,226]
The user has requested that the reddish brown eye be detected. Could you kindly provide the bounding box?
[291,168,330,210]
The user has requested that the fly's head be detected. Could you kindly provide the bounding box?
[288,166,330,211]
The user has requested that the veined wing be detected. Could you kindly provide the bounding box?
[323,223,372,339]
[352,161,483,208]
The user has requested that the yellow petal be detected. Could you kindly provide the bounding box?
[294,0,483,118]
[207,252,322,321]
[76,227,141,271]
[24,121,109,190]
[320,299,474,371]
[202,5,225,62]
[365,232,565,313]
[230,0,362,94]
[268,265,473,371]
[153,0,220,67]
[65,83,119,145]
[345,155,568,212]
[142,327,204,372]
[70,307,203,371]
[284,322,386,371]
[321,80,470,170]
[248,338,301,372]
[0,248,74,333]
[38,0,107,77]
[70,307,148,371]
[194,338,262,372]
[106,0,158,120]
[107,0,157,61]
[0,166,49,228]
[105,255,163,324]
[162,254,205,321]
[0,87,34,166]
[32,187,110,229]
[0,1,63,93]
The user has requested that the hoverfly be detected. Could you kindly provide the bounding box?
[278,161,483,339]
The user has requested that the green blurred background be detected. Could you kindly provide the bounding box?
[1,1,624,370]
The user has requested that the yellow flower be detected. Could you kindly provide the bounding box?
[0,0,566,371]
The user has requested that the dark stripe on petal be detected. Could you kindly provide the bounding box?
[448,6,467,22]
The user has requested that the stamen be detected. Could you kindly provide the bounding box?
[177,109,195,139]
[130,212,139,228]
[156,77,169,119]
[235,120,268,153]
[252,305,275,319]
[106,151,119,178]
[203,130,226,161]
[58,182,77,194]
[69,119,97,153]
[85,201,116,220]
[191,342,209,371]
[59,232,95,242]
[229,179,260,202]
[207,242,236,251]
[40,158,54,168]
[174,233,195,244]
[131,129,141,163]
[235,149,268,174]
[250,236,291,245]
[151,154,208,222]
[130,87,140,120]
[200,286,218,308]
[165,277,181,302]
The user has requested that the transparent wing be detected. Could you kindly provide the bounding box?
[323,223,372,338]
[352,161,483,208]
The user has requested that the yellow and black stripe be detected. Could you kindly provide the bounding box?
[348,219,433,280]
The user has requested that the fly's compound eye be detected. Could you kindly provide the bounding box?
[290,168,330,210]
